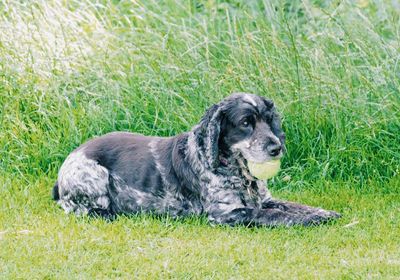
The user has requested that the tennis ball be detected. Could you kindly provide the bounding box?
[247,159,281,180]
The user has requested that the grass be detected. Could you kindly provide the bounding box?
[0,0,399,278]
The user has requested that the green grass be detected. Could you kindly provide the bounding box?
[0,0,399,278]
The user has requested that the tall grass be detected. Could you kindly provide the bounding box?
[0,0,399,188]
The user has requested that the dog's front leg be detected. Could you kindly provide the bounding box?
[204,186,339,227]
[207,202,339,227]
[262,199,341,224]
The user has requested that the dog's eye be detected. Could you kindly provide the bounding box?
[240,118,252,128]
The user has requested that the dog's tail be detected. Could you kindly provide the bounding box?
[52,181,60,201]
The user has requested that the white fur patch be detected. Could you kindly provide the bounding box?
[148,138,166,182]
[187,131,206,174]
[243,94,258,107]
[57,149,110,214]
[232,139,251,150]
[148,138,182,200]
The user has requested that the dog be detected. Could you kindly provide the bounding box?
[52,93,340,226]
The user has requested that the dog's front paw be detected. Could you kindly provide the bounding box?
[326,210,341,219]
[317,208,341,219]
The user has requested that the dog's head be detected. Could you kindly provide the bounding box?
[194,93,285,170]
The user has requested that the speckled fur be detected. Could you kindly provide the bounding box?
[53,93,340,226]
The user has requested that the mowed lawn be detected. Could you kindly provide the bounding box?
[0,0,399,279]
[1,177,400,278]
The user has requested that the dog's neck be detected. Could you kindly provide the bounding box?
[218,150,257,182]
[218,150,261,203]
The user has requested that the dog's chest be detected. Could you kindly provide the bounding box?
[232,177,264,208]
[215,162,265,208]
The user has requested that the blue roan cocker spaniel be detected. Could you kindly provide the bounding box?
[52,93,340,226]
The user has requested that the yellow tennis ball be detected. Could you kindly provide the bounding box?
[247,159,281,180]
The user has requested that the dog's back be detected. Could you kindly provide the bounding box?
[53,131,202,218]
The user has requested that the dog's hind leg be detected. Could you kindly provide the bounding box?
[55,150,112,216]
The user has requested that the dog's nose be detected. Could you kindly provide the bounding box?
[267,144,282,157]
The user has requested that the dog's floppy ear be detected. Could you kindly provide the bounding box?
[193,102,225,170]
